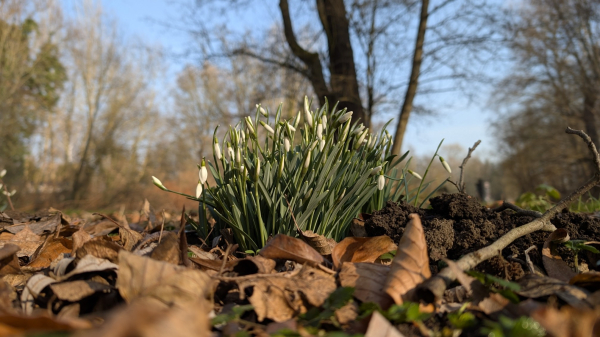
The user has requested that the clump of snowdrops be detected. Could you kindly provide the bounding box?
[154,97,399,251]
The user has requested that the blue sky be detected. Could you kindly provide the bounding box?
[88,0,497,160]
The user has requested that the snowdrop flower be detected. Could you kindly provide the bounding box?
[302,150,311,174]
[303,96,313,127]
[278,157,285,176]
[352,124,365,136]
[408,170,422,180]
[244,117,256,136]
[322,115,327,130]
[227,143,234,160]
[370,166,382,176]
[0,169,5,178]
[439,156,452,174]
[213,139,222,160]
[354,129,368,150]
[196,182,203,198]
[284,137,291,152]
[377,173,385,191]
[256,104,268,117]
[317,120,323,139]
[337,111,353,124]
[286,122,296,133]
[0,184,2,190]
[260,121,275,135]
[152,176,167,190]
[236,148,242,166]
[255,157,261,179]
[319,139,325,151]
[198,158,208,184]
[293,110,301,128]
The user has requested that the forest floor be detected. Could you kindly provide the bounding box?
[0,193,599,336]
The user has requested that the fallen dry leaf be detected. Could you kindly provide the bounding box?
[60,254,118,281]
[516,274,591,309]
[27,238,72,269]
[300,230,336,255]
[237,265,336,322]
[83,219,118,236]
[0,313,91,336]
[364,310,406,337]
[71,227,92,255]
[76,299,210,337]
[150,231,180,264]
[116,250,213,307]
[5,225,44,261]
[332,236,397,269]
[75,237,122,263]
[384,214,431,304]
[4,212,61,235]
[339,262,393,309]
[259,234,325,265]
[49,280,114,302]
[21,274,57,314]
[0,244,20,276]
[542,229,577,282]
[569,272,600,292]
[530,306,600,337]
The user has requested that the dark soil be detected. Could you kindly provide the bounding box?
[364,193,600,279]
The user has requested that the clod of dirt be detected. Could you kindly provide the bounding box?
[364,193,600,278]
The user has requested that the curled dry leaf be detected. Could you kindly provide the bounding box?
[517,274,591,309]
[339,262,393,309]
[6,225,43,261]
[60,254,118,281]
[0,244,20,276]
[150,232,180,265]
[49,280,113,302]
[5,212,61,235]
[300,230,336,255]
[0,314,91,335]
[75,299,210,337]
[542,229,577,282]
[27,238,72,269]
[117,250,213,307]
[71,227,92,256]
[21,274,56,314]
[332,236,397,270]
[364,310,406,337]
[237,265,336,322]
[384,214,431,304]
[530,306,600,337]
[259,234,324,265]
[75,237,122,263]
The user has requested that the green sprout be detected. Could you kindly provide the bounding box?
[563,240,600,272]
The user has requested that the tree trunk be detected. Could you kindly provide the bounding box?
[317,0,366,126]
[279,0,366,126]
[391,0,430,156]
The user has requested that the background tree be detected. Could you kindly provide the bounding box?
[494,0,600,194]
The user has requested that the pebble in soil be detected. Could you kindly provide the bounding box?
[364,193,600,279]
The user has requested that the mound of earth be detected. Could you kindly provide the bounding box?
[364,193,600,279]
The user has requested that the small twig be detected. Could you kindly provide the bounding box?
[524,246,537,274]
[418,128,600,302]
[158,209,166,244]
[284,195,302,234]
[456,140,481,193]
[93,213,125,229]
[218,244,234,277]
[492,201,543,218]
[0,179,15,211]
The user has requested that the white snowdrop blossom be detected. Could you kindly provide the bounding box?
[196,182,203,198]
[408,170,423,180]
[377,174,385,191]
[439,156,452,174]
[152,176,167,190]
[337,111,353,124]
[303,96,313,127]
[198,158,208,184]
[284,137,291,152]
[260,121,275,134]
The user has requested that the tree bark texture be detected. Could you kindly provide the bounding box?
[391,0,429,156]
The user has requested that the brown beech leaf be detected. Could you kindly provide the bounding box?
[237,265,336,322]
[71,227,92,255]
[542,229,577,282]
[117,250,213,307]
[75,237,122,263]
[150,232,180,265]
[569,272,600,291]
[49,280,113,302]
[300,230,336,255]
[0,244,20,276]
[28,238,72,269]
[6,225,44,261]
[364,311,406,337]
[259,234,325,265]
[339,262,393,309]
[530,306,600,337]
[517,274,591,309]
[332,236,397,270]
[4,212,61,235]
[0,314,91,335]
[384,214,431,304]
[75,299,210,337]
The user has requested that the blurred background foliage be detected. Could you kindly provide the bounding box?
[0,0,599,212]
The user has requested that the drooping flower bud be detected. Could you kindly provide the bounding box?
[377,173,385,191]
[340,120,351,142]
[370,166,382,176]
[214,138,222,160]
[303,96,313,127]
[284,137,291,152]
[236,147,242,166]
[244,117,256,136]
[0,169,5,178]
[302,150,311,175]
[317,120,323,139]
[255,157,261,180]
[322,115,327,130]
[319,139,325,151]
[439,156,452,174]
[293,110,301,128]
[354,129,368,150]
[352,124,365,136]
[198,158,208,184]
[278,156,285,177]
[196,181,203,198]
[408,170,423,180]
[152,176,167,190]
[256,104,268,117]
[286,122,296,133]
[337,111,353,124]
[260,121,275,135]
[227,142,234,160]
